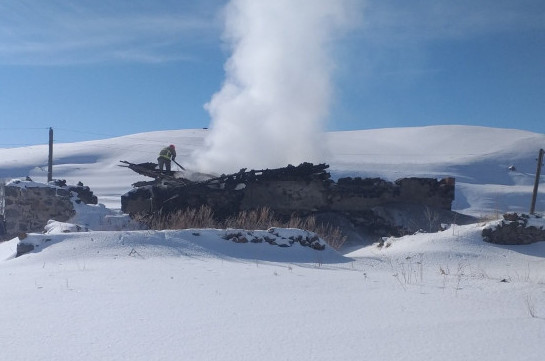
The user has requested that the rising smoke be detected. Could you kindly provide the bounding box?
[191,0,358,174]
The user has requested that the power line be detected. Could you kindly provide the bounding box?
[0,125,199,146]
[0,142,48,147]
[54,127,200,145]
[0,127,50,130]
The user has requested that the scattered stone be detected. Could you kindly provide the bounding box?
[482,212,545,245]
[222,230,327,250]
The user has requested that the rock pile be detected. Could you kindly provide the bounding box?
[224,228,325,250]
[482,213,545,245]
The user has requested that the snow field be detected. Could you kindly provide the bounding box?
[1,126,545,360]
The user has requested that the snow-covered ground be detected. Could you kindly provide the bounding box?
[1,126,544,361]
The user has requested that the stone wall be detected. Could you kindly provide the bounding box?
[120,162,460,238]
[122,174,455,219]
[0,180,97,241]
[328,177,454,212]
[240,180,327,216]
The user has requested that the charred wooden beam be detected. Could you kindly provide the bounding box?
[119,160,193,186]
[120,161,330,189]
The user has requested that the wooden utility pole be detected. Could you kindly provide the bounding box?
[47,127,53,182]
[530,148,544,214]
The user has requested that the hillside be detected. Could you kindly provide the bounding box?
[1,125,544,215]
[1,125,544,361]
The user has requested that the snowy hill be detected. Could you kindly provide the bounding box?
[1,125,543,215]
[326,125,545,216]
[1,125,545,361]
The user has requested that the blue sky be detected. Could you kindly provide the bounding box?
[0,0,544,147]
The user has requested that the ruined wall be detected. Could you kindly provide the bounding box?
[328,177,455,211]
[0,180,98,241]
[1,183,75,240]
[122,175,455,220]
[240,180,327,215]
[239,177,454,215]
[152,183,246,220]
[121,186,153,215]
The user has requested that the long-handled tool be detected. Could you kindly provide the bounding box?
[172,159,185,170]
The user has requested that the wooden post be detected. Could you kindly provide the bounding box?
[530,148,544,214]
[47,127,53,182]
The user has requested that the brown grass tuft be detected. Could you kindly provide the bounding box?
[138,206,346,250]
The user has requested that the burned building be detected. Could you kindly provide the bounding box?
[121,162,468,238]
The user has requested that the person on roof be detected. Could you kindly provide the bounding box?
[157,144,177,172]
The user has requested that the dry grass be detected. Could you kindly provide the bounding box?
[224,207,276,230]
[137,206,347,250]
[139,205,215,230]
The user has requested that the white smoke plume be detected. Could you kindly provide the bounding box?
[192,0,357,174]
